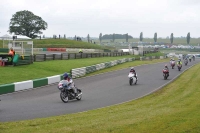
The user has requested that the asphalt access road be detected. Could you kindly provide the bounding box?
[0,59,199,122]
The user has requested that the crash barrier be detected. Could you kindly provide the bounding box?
[0,48,9,53]
[39,48,104,53]
[13,55,33,66]
[0,54,33,66]
[33,52,130,62]
[72,55,167,78]
[0,74,67,95]
[140,56,165,61]
[71,58,136,78]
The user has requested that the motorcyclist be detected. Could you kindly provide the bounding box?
[170,58,175,64]
[130,67,138,80]
[189,56,192,61]
[170,58,173,64]
[63,73,78,97]
[184,57,188,62]
[192,55,195,61]
[163,64,169,76]
[164,64,169,70]
[177,60,182,66]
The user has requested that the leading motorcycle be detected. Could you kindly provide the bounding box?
[163,69,169,80]
[128,72,137,85]
[57,80,82,103]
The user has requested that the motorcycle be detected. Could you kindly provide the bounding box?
[184,60,188,66]
[193,56,195,61]
[171,61,175,69]
[128,72,137,85]
[177,64,182,71]
[57,80,82,103]
[163,69,169,80]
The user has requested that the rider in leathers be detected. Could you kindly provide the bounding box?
[164,64,169,77]
[63,73,78,97]
[130,67,138,80]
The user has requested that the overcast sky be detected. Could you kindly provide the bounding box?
[0,0,200,38]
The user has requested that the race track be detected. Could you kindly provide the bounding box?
[0,59,199,122]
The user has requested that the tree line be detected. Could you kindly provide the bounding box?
[8,10,191,45]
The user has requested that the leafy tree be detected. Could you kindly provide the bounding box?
[154,32,157,43]
[140,32,143,42]
[170,33,173,44]
[64,34,66,39]
[9,10,47,39]
[87,34,90,43]
[187,32,190,44]
[101,34,133,39]
[99,33,102,43]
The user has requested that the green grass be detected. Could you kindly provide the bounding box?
[143,52,164,57]
[0,58,199,133]
[0,39,114,50]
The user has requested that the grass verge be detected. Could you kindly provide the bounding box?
[0,58,199,133]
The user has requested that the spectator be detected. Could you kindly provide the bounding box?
[8,47,15,57]
[79,49,83,53]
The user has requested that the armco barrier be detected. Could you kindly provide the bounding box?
[47,48,66,52]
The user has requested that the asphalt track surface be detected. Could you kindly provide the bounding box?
[0,59,199,122]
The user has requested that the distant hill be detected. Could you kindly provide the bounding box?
[102,34,133,40]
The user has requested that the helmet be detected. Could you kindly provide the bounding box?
[130,67,135,72]
[63,73,68,79]
[165,64,168,67]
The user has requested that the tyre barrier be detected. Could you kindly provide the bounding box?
[71,58,135,79]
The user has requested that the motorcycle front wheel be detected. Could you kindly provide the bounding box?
[60,92,69,103]
[76,89,82,100]
[129,78,133,85]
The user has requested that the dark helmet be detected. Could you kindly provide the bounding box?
[63,73,68,79]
